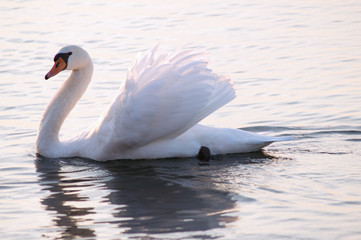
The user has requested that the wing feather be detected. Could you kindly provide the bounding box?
[95,46,236,150]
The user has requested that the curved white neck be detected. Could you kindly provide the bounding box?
[36,59,93,157]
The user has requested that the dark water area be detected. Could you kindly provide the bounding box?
[35,156,240,239]
[32,149,302,239]
[1,0,361,239]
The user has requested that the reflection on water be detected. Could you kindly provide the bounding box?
[36,158,96,239]
[35,153,273,239]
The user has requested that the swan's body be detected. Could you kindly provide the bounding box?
[36,45,287,161]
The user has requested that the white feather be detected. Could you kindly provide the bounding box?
[36,45,289,161]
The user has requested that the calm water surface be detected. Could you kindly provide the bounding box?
[1,0,361,239]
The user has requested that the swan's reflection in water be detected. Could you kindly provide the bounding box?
[36,152,274,239]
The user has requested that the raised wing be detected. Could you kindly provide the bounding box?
[95,46,236,150]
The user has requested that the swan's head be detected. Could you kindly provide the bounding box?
[45,45,90,80]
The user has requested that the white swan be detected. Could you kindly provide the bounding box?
[36,45,288,161]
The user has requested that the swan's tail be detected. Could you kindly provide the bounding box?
[252,135,292,153]
[264,136,293,143]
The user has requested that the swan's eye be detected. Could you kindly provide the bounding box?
[68,52,72,56]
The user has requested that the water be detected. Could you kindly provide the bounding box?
[1,0,361,239]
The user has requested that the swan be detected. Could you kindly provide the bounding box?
[36,45,288,161]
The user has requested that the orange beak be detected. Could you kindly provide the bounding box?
[45,57,67,80]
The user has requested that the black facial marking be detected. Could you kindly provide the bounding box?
[53,52,72,69]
